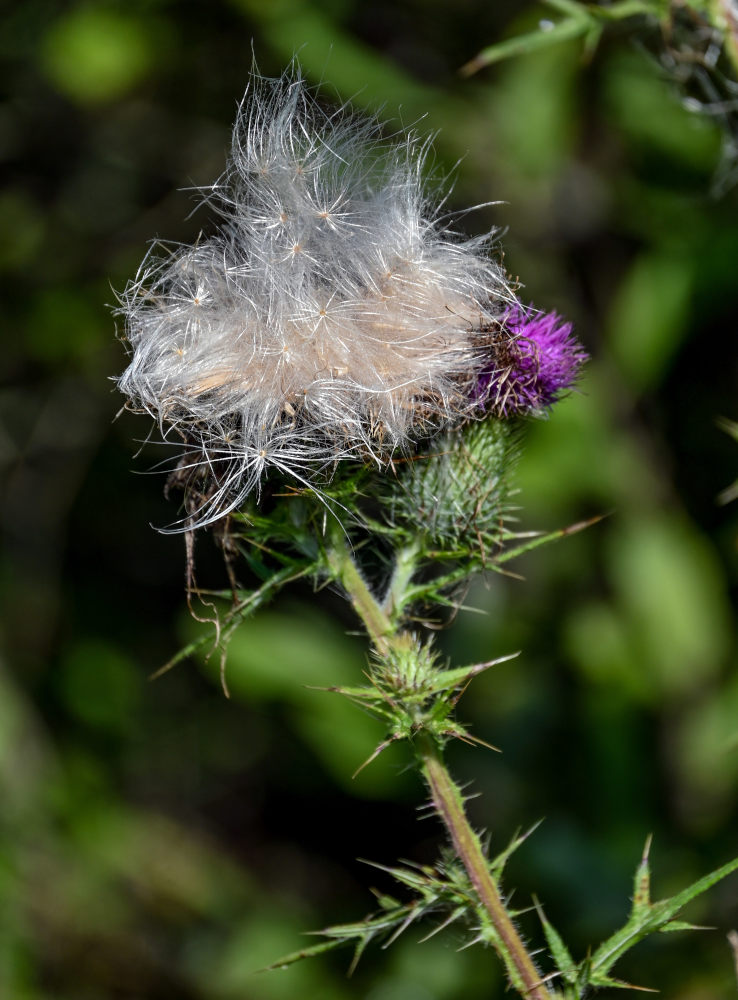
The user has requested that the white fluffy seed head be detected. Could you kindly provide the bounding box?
[116,65,513,527]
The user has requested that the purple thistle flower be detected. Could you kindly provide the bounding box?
[475,303,587,416]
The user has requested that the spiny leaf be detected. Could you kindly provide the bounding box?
[383,906,425,947]
[360,858,472,904]
[589,852,738,978]
[352,734,404,778]
[313,682,399,727]
[535,901,577,984]
[459,0,659,76]
[659,919,712,932]
[589,972,658,992]
[654,855,738,919]
[494,513,608,567]
[150,560,317,679]
[425,652,520,696]
[315,683,386,702]
[360,860,439,895]
[490,820,543,875]
[263,852,482,975]
[314,909,413,941]
[369,887,401,910]
[459,15,591,77]
[347,935,370,977]
[417,904,468,942]
[317,650,517,761]
[442,725,501,752]
[259,937,350,971]
[631,835,652,916]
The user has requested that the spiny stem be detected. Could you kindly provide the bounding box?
[416,731,551,999]
[325,533,393,655]
[329,537,550,998]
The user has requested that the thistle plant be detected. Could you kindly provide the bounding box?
[116,65,738,997]
[117,67,511,527]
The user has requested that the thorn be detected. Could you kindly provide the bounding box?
[642,833,653,863]
[448,653,520,708]
[415,792,439,815]
[562,511,611,535]
[595,975,658,993]
[456,933,485,951]
[459,54,486,78]
[447,729,501,751]
[451,731,502,753]
[460,789,483,804]
[352,735,401,779]
[449,677,474,708]
[347,937,368,977]
[494,564,526,581]
[358,858,399,876]
[417,906,466,942]
[674,923,715,931]
[383,907,420,947]
[530,970,563,989]
[470,651,521,674]
[633,834,652,911]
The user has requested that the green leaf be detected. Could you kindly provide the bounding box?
[537,904,577,984]
[588,852,738,980]
[425,653,520,696]
[655,855,738,916]
[460,16,591,76]
[262,862,468,975]
[460,0,662,77]
[495,514,607,566]
[588,972,658,992]
[631,836,652,916]
[259,938,346,971]
[659,919,711,932]
[151,561,317,679]
[490,822,543,876]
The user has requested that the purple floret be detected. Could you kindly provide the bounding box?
[475,304,587,416]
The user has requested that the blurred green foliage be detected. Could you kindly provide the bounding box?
[41,8,160,104]
[1,0,737,997]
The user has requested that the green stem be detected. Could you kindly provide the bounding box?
[329,537,549,998]
[382,539,422,622]
[416,732,550,999]
[325,533,393,655]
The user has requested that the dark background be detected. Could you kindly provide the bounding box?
[2,1,738,997]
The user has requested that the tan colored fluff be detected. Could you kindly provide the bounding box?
[116,66,512,526]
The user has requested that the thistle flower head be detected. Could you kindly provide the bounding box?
[475,303,587,416]
[116,66,513,526]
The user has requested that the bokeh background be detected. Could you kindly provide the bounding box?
[2,1,738,997]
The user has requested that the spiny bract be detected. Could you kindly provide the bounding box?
[116,66,513,527]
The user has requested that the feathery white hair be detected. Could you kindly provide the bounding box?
[116,65,512,527]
